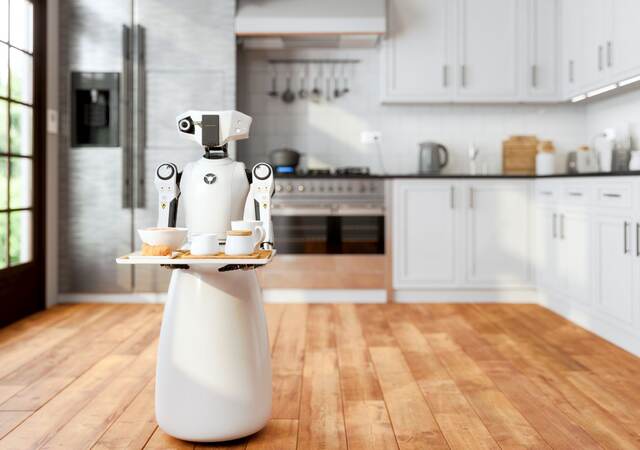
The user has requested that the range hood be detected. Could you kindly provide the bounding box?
[236,0,386,49]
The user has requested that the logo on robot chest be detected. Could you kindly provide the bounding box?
[203,173,217,185]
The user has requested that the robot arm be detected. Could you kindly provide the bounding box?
[154,163,180,228]
[243,163,275,249]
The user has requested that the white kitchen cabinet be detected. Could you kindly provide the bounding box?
[580,0,608,90]
[560,0,585,97]
[523,0,559,100]
[465,182,531,285]
[557,210,591,304]
[392,181,458,288]
[593,214,636,326]
[381,0,454,102]
[609,0,640,80]
[455,0,519,100]
[534,206,558,289]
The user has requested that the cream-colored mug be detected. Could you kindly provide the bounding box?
[231,220,265,249]
[225,230,259,256]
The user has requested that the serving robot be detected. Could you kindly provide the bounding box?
[152,110,274,442]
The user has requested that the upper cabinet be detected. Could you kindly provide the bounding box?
[381,0,558,103]
[561,0,640,98]
[382,0,454,101]
[456,0,518,101]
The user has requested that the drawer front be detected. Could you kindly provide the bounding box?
[595,183,633,209]
[535,183,558,203]
[563,183,591,205]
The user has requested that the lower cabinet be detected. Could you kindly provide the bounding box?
[392,181,457,288]
[392,179,532,290]
[466,183,531,284]
[593,214,637,327]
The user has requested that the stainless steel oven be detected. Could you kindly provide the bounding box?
[272,177,385,254]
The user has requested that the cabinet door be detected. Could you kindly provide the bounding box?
[524,0,558,100]
[610,0,640,79]
[466,183,531,285]
[456,0,518,100]
[381,0,454,102]
[581,0,607,90]
[593,215,635,326]
[534,207,558,289]
[559,211,591,304]
[560,0,586,97]
[392,182,457,288]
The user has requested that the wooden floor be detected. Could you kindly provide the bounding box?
[0,304,639,449]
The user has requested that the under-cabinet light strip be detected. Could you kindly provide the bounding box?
[571,73,640,102]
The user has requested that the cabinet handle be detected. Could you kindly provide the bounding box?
[469,187,474,209]
[636,223,640,257]
[603,192,621,198]
[443,65,448,87]
[450,185,454,209]
[540,190,552,196]
[607,41,612,67]
[560,214,565,240]
[552,213,557,239]
[461,65,466,88]
[569,60,574,83]
[568,192,583,197]
[531,65,537,88]
[624,221,629,254]
[598,45,603,71]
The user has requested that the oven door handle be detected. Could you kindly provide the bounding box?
[334,204,385,216]
[272,204,334,216]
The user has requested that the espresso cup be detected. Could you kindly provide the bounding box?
[190,233,220,256]
[231,220,265,249]
[225,230,258,256]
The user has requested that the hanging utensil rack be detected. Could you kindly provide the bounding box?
[267,59,360,65]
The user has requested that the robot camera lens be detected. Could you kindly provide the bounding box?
[178,118,194,133]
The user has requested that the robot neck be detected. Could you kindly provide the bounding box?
[203,144,228,160]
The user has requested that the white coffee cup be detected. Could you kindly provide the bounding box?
[231,220,265,249]
[190,233,220,256]
[225,230,259,256]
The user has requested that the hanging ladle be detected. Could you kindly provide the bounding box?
[268,74,279,97]
[282,76,295,104]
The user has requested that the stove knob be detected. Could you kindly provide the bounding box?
[319,186,325,192]
[285,184,293,192]
[337,185,343,192]
[347,186,353,192]
[297,184,305,192]
[275,184,283,193]
[359,185,366,193]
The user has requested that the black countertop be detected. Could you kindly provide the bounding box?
[275,171,640,180]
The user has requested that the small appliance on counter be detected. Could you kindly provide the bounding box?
[566,151,578,174]
[593,129,616,172]
[576,145,598,173]
[418,141,449,174]
[629,150,640,171]
[536,140,556,176]
[612,148,631,172]
[269,148,301,174]
[502,135,538,175]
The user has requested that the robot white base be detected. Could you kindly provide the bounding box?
[155,268,272,442]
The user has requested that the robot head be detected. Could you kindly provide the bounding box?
[176,110,252,151]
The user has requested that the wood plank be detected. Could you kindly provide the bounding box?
[270,304,307,420]
[93,378,157,450]
[144,427,193,449]
[0,412,30,440]
[297,306,347,450]
[386,315,498,450]
[0,354,135,449]
[424,333,550,449]
[40,340,157,449]
[369,346,448,450]
[245,419,297,450]
[342,401,398,450]
[263,304,285,355]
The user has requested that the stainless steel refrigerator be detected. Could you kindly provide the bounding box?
[58,0,237,293]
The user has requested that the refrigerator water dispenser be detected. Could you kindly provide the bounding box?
[71,72,120,147]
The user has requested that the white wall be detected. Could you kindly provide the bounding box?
[585,87,640,151]
[238,48,587,174]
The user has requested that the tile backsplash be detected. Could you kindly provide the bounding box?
[237,48,588,174]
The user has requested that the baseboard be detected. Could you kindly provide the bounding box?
[58,289,388,305]
[543,299,640,357]
[262,289,386,303]
[393,289,540,303]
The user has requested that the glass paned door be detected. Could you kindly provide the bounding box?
[0,0,33,270]
[0,0,43,327]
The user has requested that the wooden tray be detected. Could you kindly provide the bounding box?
[116,250,275,266]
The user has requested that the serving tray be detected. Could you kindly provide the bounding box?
[116,249,275,266]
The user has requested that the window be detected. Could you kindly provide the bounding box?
[0,0,34,269]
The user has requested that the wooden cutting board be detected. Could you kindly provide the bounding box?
[502,135,538,175]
